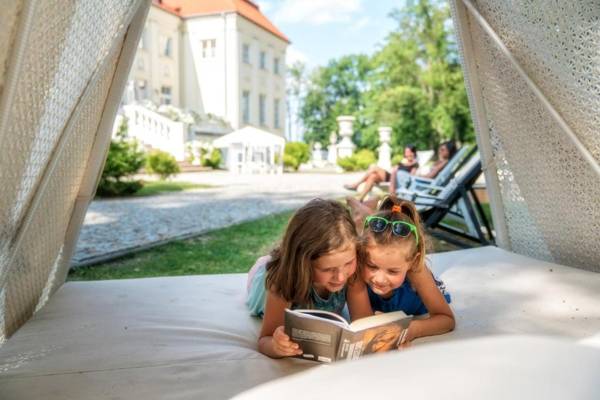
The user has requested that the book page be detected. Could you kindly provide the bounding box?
[288,309,349,328]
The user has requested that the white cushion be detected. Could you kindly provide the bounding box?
[1,246,599,399]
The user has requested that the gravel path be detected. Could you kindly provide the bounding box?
[73,171,363,266]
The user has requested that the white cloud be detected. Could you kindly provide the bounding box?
[351,16,370,31]
[273,0,362,25]
[285,45,309,66]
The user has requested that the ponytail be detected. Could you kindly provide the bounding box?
[364,195,427,272]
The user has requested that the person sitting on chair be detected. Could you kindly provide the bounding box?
[344,145,419,202]
[390,140,458,195]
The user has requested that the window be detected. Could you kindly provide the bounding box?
[160,86,172,105]
[242,91,250,123]
[259,94,266,126]
[201,39,216,58]
[161,36,173,57]
[259,51,266,70]
[273,98,280,128]
[273,57,280,75]
[137,57,144,71]
[242,44,250,63]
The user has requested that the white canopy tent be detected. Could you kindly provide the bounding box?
[0,0,599,399]
[213,126,285,174]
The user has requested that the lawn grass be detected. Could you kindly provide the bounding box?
[68,211,294,281]
[68,207,464,281]
[133,180,214,197]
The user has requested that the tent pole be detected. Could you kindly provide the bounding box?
[449,0,510,249]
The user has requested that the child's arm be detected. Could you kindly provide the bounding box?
[258,290,303,358]
[404,267,455,345]
[346,279,373,321]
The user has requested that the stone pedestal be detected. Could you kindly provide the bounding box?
[336,116,355,158]
[312,142,324,167]
[327,131,338,165]
[377,126,392,171]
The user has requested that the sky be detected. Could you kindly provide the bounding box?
[255,0,402,68]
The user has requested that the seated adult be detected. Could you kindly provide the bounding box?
[344,145,419,202]
[423,140,457,179]
[390,140,458,194]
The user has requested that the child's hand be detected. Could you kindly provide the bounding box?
[397,326,413,350]
[272,326,303,357]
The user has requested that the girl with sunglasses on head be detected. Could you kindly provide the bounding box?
[246,198,373,358]
[350,195,454,348]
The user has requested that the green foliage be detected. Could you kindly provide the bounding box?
[300,55,372,147]
[146,149,180,180]
[337,149,376,172]
[391,153,404,165]
[134,181,213,197]
[97,118,146,196]
[296,0,474,153]
[284,142,310,171]
[201,148,222,169]
[68,210,294,280]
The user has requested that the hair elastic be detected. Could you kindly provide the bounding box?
[391,205,401,214]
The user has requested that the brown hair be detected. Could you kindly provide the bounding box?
[359,195,427,272]
[265,198,358,306]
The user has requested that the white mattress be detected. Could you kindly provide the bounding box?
[1,246,600,399]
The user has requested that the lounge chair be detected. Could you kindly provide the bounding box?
[395,144,475,195]
[408,153,494,246]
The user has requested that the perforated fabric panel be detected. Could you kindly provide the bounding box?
[0,0,145,341]
[0,1,22,92]
[451,1,600,271]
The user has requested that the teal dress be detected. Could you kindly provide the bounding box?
[246,256,347,317]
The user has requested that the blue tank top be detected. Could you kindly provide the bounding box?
[246,256,347,317]
[368,275,451,315]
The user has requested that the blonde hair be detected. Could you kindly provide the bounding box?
[265,199,359,306]
[359,195,427,272]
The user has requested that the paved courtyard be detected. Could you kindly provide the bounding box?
[73,171,363,266]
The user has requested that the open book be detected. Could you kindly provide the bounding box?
[284,308,412,363]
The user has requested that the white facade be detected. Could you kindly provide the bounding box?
[130,7,181,108]
[127,4,288,137]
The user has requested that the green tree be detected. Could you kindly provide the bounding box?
[367,0,473,149]
[97,118,146,196]
[300,55,372,147]
[286,61,307,140]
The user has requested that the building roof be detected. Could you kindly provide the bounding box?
[153,0,290,43]
[213,126,286,148]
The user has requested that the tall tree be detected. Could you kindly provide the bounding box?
[367,0,473,152]
[300,54,372,146]
[286,61,307,142]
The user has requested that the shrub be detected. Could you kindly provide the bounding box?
[337,149,376,172]
[284,142,310,171]
[146,149,180,180]
[391,153,404,165]
[202,148,222,169]
[97,118,146,196]
[354,149,377,170]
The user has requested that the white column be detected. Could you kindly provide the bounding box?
[327,131,338,165]
[312,142,323,167]
[336,115,355,158]
[377,126,392,170]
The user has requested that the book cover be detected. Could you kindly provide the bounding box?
[284,309,412,363]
